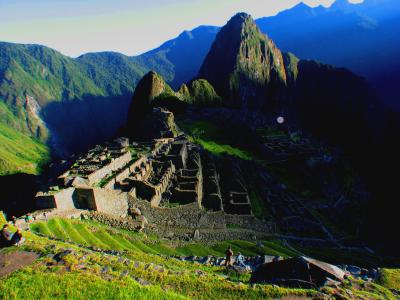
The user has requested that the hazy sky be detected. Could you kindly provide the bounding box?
[0,0,363,57]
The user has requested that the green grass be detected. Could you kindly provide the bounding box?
[177,120,258,160]
[30,218,295,258]
[0,102,50,175]
[0,267,185,300]
[1,217,398,299]
[248,185,271,219]
[176,239,298,258]
[0,211,6,226]
[379,269,400,290]
[256,127,286,141]
[1,219,317,300]
[195,139,254,160]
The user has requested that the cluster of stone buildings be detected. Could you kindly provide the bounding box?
[255,130,317,161]
[36,136,253,218]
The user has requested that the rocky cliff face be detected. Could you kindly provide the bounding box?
[128,71,174,116]
[198,13,287,110]
[127,71,223,139]
[128,71,221,120]
[184,79,221,106]
[197,12,380,153]
[127,71,177,139]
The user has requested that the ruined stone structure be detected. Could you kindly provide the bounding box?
[57,138,132,187]
[218,159,252,215]
[200,154,223,211]
[36,135,255,219]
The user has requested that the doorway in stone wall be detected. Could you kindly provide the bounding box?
[73,189,96,210]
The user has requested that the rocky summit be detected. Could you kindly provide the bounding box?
[198,13,287,110]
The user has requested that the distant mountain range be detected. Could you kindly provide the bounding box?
[257,0,400,109]
[127,12,398,252]
[1,0,399,175]
[130,12,379,156]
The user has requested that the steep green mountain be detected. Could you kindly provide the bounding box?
[198,13,287,110]
[127,71,220,139]
[256,0,400,109]
[197,13,379,151]
[0,42,148,174]
[182,79,222,105]
[0,25,222,174]
[0,101,49,175]
[128,71,175,116]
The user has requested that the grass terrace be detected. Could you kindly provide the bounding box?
[0,215,320,299]
[177,119,258,160]
[0,214,399,299]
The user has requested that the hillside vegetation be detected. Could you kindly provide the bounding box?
[1,215,398,299]
[0,101,49,175]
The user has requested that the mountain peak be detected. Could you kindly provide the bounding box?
[227,12,252,24]
[224,12,257,36]
[128,70,172,117]
[292,2,312,10]
[331,0,351,9]
[198,13,287,109]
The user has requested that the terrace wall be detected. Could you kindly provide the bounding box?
[36,188,76,211]
[87,152,132,185]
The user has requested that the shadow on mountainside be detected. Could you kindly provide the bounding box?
[42,93,132,157]
[0,174,39,218]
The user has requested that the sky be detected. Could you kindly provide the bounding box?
[0,0,363,57]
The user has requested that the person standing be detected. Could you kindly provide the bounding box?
[1,224,12,246]
[138,214,148,233]
[236,252,246,268]
[225,247,233,267]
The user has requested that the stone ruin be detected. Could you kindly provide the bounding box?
[36,135,255,221]
[217,159,252,215]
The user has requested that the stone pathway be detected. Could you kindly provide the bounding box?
[0,250,39,278]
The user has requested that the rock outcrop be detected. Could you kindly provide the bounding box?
[128,71,175,117]
[185,79,222,105]
[197,12,380,157]
[198,13,287,110]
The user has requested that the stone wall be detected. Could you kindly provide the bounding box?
[225,214,272,232]
[36,194,58,210]
[92,188,129,218]
[135,200,226,229]
[54,188,76,210]
[87,151,132,185]
[166,142,188,169]
[172,151,203,207]
[36,187,76,211]
[74,188,97,210]
[36,186,129,218]
[150,161,175,207]
[202,155,223,211]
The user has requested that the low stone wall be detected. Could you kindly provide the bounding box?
[136,200,226,229]
[225,214,272,232]
[36,188,76,211]
[36,194,58,210]
[87,152,132,185]
[54,188,76,210]
[84,211,140,231]
[150,161,175,207]
[92,188,129,218]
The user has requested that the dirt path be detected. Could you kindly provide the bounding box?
[0,250,39,278]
